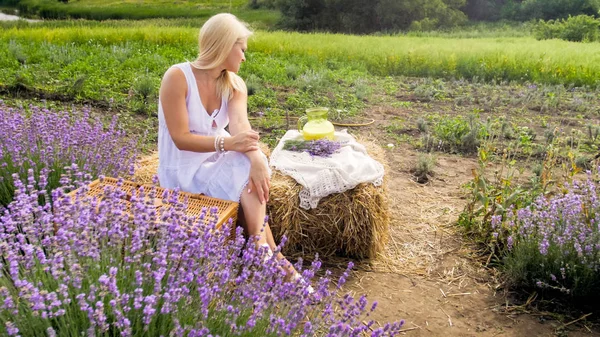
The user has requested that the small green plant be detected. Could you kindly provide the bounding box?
[544,127,557,144]
[8,39,26,65]
[71,75,87,96]
[515,126,536,150]
[413,79,446,101]
[501,119,515,140]
[574,155,592,170]
[419,133,438,152]
[353,78,372,101]
[427,113,489,154]
[134,75,155,104]
[245,73,262,96]
[416,117,428,133]
[297,69,330,93]
[458,144,554,247]
[411,153,436,183]
[285,64,301,80]
[13,70,33,89]
[586,123,600,142]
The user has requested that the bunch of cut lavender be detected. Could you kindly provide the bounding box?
[0,101,137,206]
[494,169,600,298]
[283,139,342,157]
[0,169,404,336]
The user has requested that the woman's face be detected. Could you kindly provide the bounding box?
[223,40,247,73]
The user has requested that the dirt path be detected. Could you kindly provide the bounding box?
[342,114,598,336]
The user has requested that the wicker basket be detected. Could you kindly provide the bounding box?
[66,177,239,231]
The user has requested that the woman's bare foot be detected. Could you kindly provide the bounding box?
[259,243,314,294]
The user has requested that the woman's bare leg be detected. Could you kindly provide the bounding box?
[239,189,296,276]
[239,189,269,246]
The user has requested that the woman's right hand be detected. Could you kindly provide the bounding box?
[225,130,259,152]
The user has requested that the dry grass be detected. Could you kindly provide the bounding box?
[133,151,158,185]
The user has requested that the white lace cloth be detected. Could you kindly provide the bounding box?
[270,130,385,209]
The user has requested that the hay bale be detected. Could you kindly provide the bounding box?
[267,139,390,259]
[133,152,158,185]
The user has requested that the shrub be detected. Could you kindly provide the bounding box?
[533,19,564,40]
[534,15,600,42]
[297,69,330,93]
[412,153,436,183]
[0,102,137,206]
[499,172,600,298]
[353,78,372,101]
[501,0,600,21]
[245,73,263,96]
[0,171,405,336]
[458,146,549,246]
[560,14,600,42]
[428,114,488,154]
[133,75,156,104]
[416,117,428,133]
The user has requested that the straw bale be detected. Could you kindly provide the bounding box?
[133,152,159,185]
[267,139,390,259]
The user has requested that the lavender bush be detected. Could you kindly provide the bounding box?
[283,139,342,158]
[0,170,405,336]
[0,101,137,206]
[493,170,600,298]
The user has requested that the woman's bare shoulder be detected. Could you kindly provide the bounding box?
[162,66,186,85]
[229,72,248,100]
[160,66,187,98]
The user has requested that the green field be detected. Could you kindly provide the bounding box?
[2,23,599,114]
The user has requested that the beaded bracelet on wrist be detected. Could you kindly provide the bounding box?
[219,137,225,152]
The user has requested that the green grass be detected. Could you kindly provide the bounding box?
[14,0,279,28]
[3,24,600,87]
[404,20,535,38]
[253,31,600,87]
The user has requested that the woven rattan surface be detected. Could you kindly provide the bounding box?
[67,177,239,230]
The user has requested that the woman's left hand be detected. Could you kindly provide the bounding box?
[247,159,270,204]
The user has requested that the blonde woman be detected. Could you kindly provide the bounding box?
[157,13,310,290]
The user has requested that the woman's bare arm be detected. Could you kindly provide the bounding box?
[160,67,217,152]
[228,80,271,203]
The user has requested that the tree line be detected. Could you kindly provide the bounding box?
[251,0,600,33]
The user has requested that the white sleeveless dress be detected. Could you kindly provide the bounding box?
[157,62,266,202]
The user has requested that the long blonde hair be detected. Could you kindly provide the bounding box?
[191,13,252,100]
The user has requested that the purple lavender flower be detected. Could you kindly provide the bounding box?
[0,102,137,206]
[283,139,342,157]
[500,167,600,297]
[0,170,404,336]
